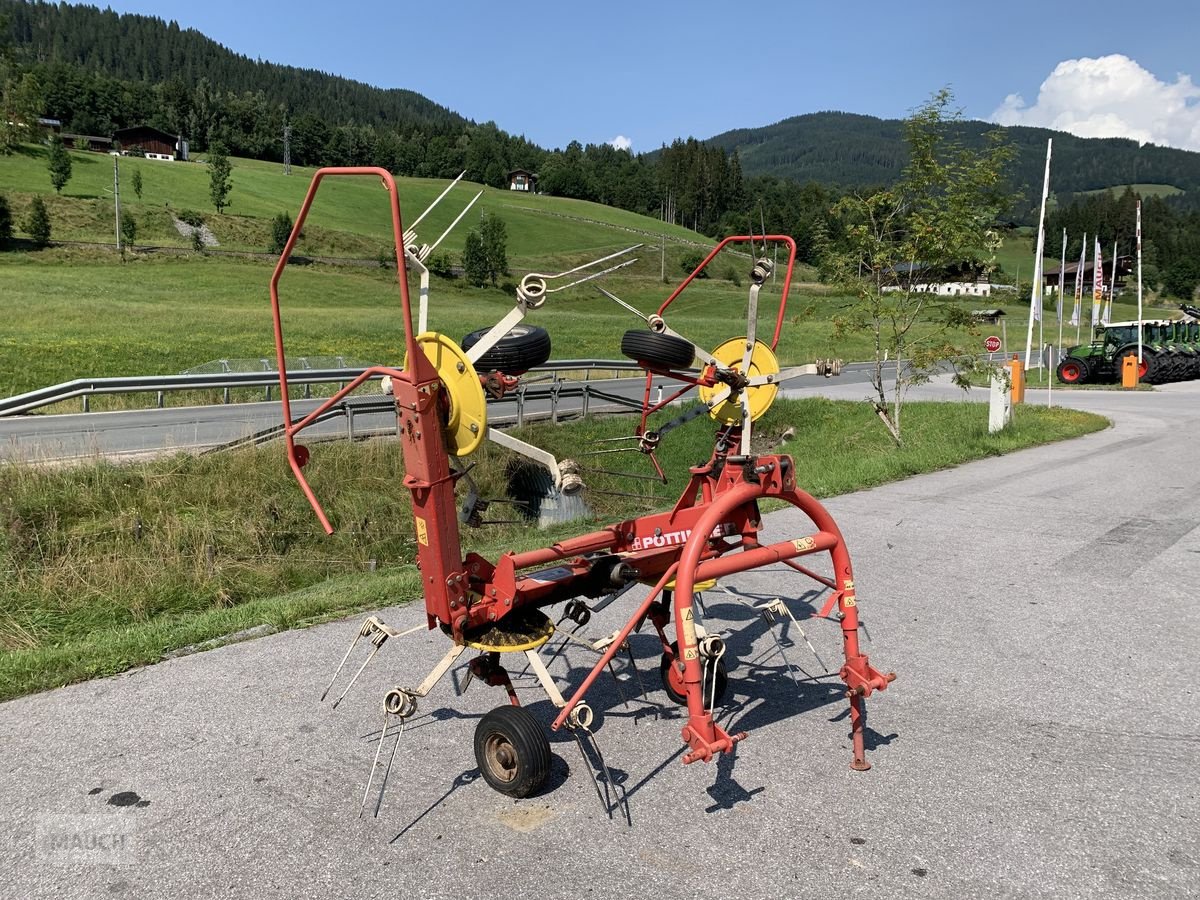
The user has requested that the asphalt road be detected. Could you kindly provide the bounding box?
[0,364,879,463]
[1,381,1197,899]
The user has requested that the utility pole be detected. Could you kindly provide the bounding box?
[113,155,122,251]
[283,124,292,175]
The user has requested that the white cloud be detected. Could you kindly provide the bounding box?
[991,55,1200,151]
[609,134,632,152]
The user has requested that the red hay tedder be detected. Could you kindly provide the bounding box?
[269,168,894,816]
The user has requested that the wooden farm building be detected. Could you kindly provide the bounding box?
[1042,254,1133,296]
[62,133,112,152]
[507,169,537,192]
[112,126,188,161]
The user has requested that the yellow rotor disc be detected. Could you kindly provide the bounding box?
[404,332,487,457]
[698,337,780,424]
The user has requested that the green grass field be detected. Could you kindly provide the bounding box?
[0,396,1108,700]
[0,144,703,262]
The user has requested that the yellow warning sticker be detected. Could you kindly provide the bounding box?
[842,593,857,608]
[682,609,694,621]
[792,536,816,552]
[683,647,699,660]
[415,517,429,546]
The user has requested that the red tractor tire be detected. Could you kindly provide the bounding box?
[1056,357,1089,384]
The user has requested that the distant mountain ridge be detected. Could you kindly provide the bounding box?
[705,111,1200,212]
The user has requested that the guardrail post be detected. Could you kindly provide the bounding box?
[517,385,527,427]
[582,384,591,418]
[347,405,355,440]
[156,391,164,409]
[223,387,230,404]
[551,380,561,425]
[82,395,89,413]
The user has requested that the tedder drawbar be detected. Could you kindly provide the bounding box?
[268,168,895,817]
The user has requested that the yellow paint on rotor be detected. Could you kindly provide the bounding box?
[663,577,718,592]
[453,610,556,652]
[405,332,487,457]
[698,337,780,424]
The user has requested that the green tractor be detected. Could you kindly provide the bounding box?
[1056,307,1200,385]
[1056,320,1165,384]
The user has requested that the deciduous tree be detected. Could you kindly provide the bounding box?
[207,142,232,213]
[823,89,1014,445]
[47,134,72,194]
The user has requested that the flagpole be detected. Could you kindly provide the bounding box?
[1092,237,1104,329]
[1137,200,1143,364]
[1104,240,1117,323]
[1057,227,1066,355]
[1075,232,1087,346]
[1025,138,1052,369]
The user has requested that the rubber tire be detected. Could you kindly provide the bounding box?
[1117,348,1151,381]
[473,704,551,798]
[461,324,552,374]
[1056,357,1089,384]
[620,330,695,370]
[659,641,728,707]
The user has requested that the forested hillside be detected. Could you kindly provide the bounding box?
[1,0,1197,295]
[707,112,1200,216]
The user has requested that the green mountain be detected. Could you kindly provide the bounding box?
[706,111,1200,214]
[2,0,465,136]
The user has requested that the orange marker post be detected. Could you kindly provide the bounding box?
[1121,354,1139,389]
[1007,354,1025,405]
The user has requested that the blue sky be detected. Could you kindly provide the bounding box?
[81,0,1200,151]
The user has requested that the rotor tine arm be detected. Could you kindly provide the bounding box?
[486,427,565,490]
[548,257,639,294]
[406,170,466,234]
[424,190,483,257]
[546,243,643,281]
[745,360,843,386]
[464,306,527,366]
[740,282,762,373]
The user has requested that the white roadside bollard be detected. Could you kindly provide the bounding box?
[989,369,1013,433]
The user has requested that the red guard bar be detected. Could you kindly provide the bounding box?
[268,167,430,533]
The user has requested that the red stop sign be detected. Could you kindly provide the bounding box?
[985,336,1002,353]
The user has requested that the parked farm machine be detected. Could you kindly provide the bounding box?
[268,168,893,815]
[1057,307,1200,385]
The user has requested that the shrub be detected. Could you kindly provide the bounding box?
[177,209,205,228]
[680,250,709,278]
[269,211,293,254]
[427,251,456,279]
[0,194,11,247]
[120,215,137,251]
[26,196,51,247]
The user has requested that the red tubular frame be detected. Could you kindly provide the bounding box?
[270,172,892,773]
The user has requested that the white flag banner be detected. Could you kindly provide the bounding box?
[1091,238,1104,327]
[1070,232,1086,327]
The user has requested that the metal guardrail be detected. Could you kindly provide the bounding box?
[209,380,648,453]
[0,359,647,417]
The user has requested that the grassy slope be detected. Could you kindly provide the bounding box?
[0,396,1108,699]
[0,145,702,260]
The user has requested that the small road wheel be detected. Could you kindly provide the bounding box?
[473,704,551,798]
[1056,357,1089,384]
[620,330,695,369]
[659,641,728,706]
[461,324,552,374]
